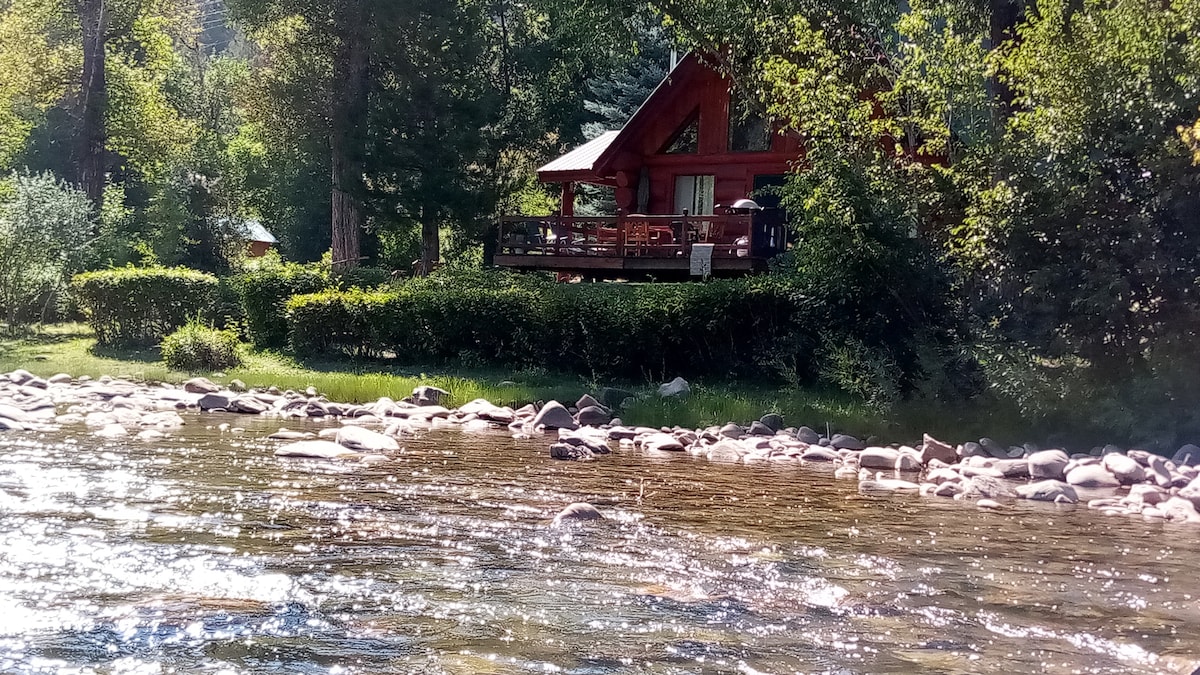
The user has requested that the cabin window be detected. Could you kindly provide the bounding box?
[729,92,772,153]
[662,114,699,154]
[674,175,715,215]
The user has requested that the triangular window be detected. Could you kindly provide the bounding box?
[661,113,699,154]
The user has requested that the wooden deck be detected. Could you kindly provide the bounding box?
[495,213,784,278]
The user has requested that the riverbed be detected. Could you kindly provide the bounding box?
[1,412,1198,674]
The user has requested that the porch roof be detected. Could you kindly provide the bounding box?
[537,131,620,183]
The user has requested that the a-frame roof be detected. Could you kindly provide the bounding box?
[537,52,707,185]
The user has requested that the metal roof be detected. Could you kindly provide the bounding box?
[537,131,620,176]
[218,217,278,244]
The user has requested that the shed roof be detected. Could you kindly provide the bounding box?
[219,217,278,244]
[537,131,620,179]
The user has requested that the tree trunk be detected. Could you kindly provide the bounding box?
[329,0,370,272]
[419,203,439,276]
[78,0,107,207]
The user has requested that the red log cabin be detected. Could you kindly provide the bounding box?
[496,52,798,279]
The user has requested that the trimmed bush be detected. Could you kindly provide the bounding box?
[230,262,330,348]
[161,320,242,371]
[286,270,820,381]
[72,266,220,347]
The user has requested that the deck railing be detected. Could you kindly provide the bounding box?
[497,212,777,259]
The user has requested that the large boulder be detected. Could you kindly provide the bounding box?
[550,442,594,461]
[183,377,221,394]
[795,426,821,444]
[961,475,1017,500]
[1178,477,1200,509]
[576,405,611,427]
[858,477,921,493]
[920,434,957,465]
[596,387,637,409]
[1028,449,1070,481]
[412,385,449,407]
[1016,480,1078,503]
[1101,453,1146,485]
[531,401,578,430]
[229,396,268,415]
[759,413,785,432]
[706,440,746,463]
[274,440,359,459]
[800,446,839,462]
[197,393,235,411]
[657,377,690,398]
[830,434,866,451]
[747,421,774,437]
[551,502,604,525]
[0,403,31,423]
[895,450,923,472]
[336,425,400,452]
[575,394,603,411]
[1172,444,1200,467]
[859,447,900,470]
[642,432,685,453]
[1065,463,1121,488]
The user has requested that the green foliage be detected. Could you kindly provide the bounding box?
[161,319,242,371]
[286,270,828,383]
[229,256,330,348]
[0,171,94,332]
[72,266,219,347]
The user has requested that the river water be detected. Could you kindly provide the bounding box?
[0,412,1197,674]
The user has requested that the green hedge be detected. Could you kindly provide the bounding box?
[230,262,330,348]
[72,266,221,347]
[286,271,820,380]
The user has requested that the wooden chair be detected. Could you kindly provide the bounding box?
[625,221,651,256]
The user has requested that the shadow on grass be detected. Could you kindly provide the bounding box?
[88,343,163,365]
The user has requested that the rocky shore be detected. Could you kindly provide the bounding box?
[3,369,1200,526]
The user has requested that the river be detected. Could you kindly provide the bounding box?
[0,412,1197,674]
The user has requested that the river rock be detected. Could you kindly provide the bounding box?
[275,440,360,459]
[1016,480,1078,503]
[988,458,1030,479]
[336,425,400,452]
[183,377,221,394]
[961,475,1017,500]
[642,432,684,453]
[0,403,30,423]
[831,434,866,451]
[1159,496,1200,523]
[575,394,603,411]
[800,446,839,462]
[531,401,578,431]
[859,477,921,493]
[796,426,821,444]
[1146,455,1173,487]
[959,442,989,460]
[1028,449,1070,481]
[412,385,449,407]
[1128,483,1169,506]
[576,405,611,427]
[657,377,690,398]
[747,421,774,437]
[1102,453,1146,485]
[551,502,604,525]
[895,451,922,472]
[759,413,785,432]
[1172,444,1200,467]
[1065,463,1121,488]
[979,438,1010,459]
[550,442,594,461]
[919,434,956,465]
[1177,478,1200,509]
[706,440,745,463]
[934,481,964,497]
[229,396,268,415]
[94,423,128,439]
[197,393,234,411]
[0,416,26,431]
[859,447,900,469]
[268,429,315,441]
[926,467,961,485]
[717,423,743,439]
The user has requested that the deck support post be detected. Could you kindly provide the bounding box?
[561,182,575,218]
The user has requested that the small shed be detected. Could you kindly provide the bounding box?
[223,218,279,257]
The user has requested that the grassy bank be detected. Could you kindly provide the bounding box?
[0,324,1042,444]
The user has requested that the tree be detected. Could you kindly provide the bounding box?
[0,171,93,332]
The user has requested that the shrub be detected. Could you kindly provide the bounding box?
[72,266,220,347]
[286,270,822,382]
[230,260,330,348]
[161,320,242,371]
[0,171,94,332]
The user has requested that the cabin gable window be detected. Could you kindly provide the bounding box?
[729,92,772,153]
[661,112,699,154]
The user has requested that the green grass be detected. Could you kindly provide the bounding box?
[0,323,1039,443]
